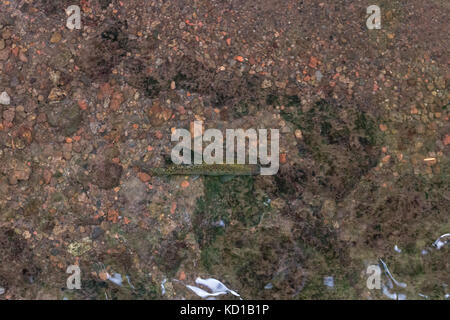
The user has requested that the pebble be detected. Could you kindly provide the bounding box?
[47,87,66,101]
[9,163,32,185]
[2,29,11,39]
[281,126,291,133]
[3,108,15,122]
[315,70,323,81]
[91,227,105,240]
[50,32,62,43]
[0,91,10,105]
[294,129,303,139]
[261,79,272,89]
[0,48,8,60]
[323,276,334,288]
[91,161,123,189]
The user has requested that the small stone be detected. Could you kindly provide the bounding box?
[0,39,4,50]
[3,108,15,122]
[9,162,32,185]
[381,155,391,163]
[443,135,450,146]
[48,87,66,101]
[99,271,109,281]
[323,276,334,288]
[68,239,92,257]
[109,91,124,111]
[19,127,33,145]
[91,227,105,240]
[138,172,151,183]
[50,32,62,43]
[281,126,291,133]
[120,177,147,207]
[261,79,272,89]
[275,81,286,89]
[0,49,9,60]
[309,56,319,68]
[2,29,11,39]
[19,50,28,62]
[294,129,303,139]
[0,91,10,105]
[148,102,172,126]
[91,161,123,189]
[23,230,32,239]
[46,104,82,136]
[43,169,52,184]
[315,70,323,81]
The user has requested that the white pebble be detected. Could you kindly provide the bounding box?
[315,70,323,81]
[0,91,10,105]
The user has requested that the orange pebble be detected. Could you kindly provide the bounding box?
[138,172,151,183]
[181,180,190,188]
[444,135,450,146]
[170,202,177,214]
[77,99,88,110]
[99,271,108,281]
[280,153,287,164]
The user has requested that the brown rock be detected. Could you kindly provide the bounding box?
[19,50,28,63]
[137,172,151,183]
[18,126,33,145]
[91,161,123,189]
[48,87,67,101]
[110,91,124,111]
[148,101,172,126]
[2,29,11,39]
[98,83,113,99]
[0,49,9,61]
[3,108,15,122]
[50,32,62,43]
[8,162,32,185]
[43,170,52,184]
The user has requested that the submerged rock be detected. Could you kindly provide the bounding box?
[91,161,123,189]
[0,91,10,105]
[46,103,82,136]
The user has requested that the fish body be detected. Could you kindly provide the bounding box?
[136,162,260,176]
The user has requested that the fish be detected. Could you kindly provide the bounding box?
[134,162,261,176]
